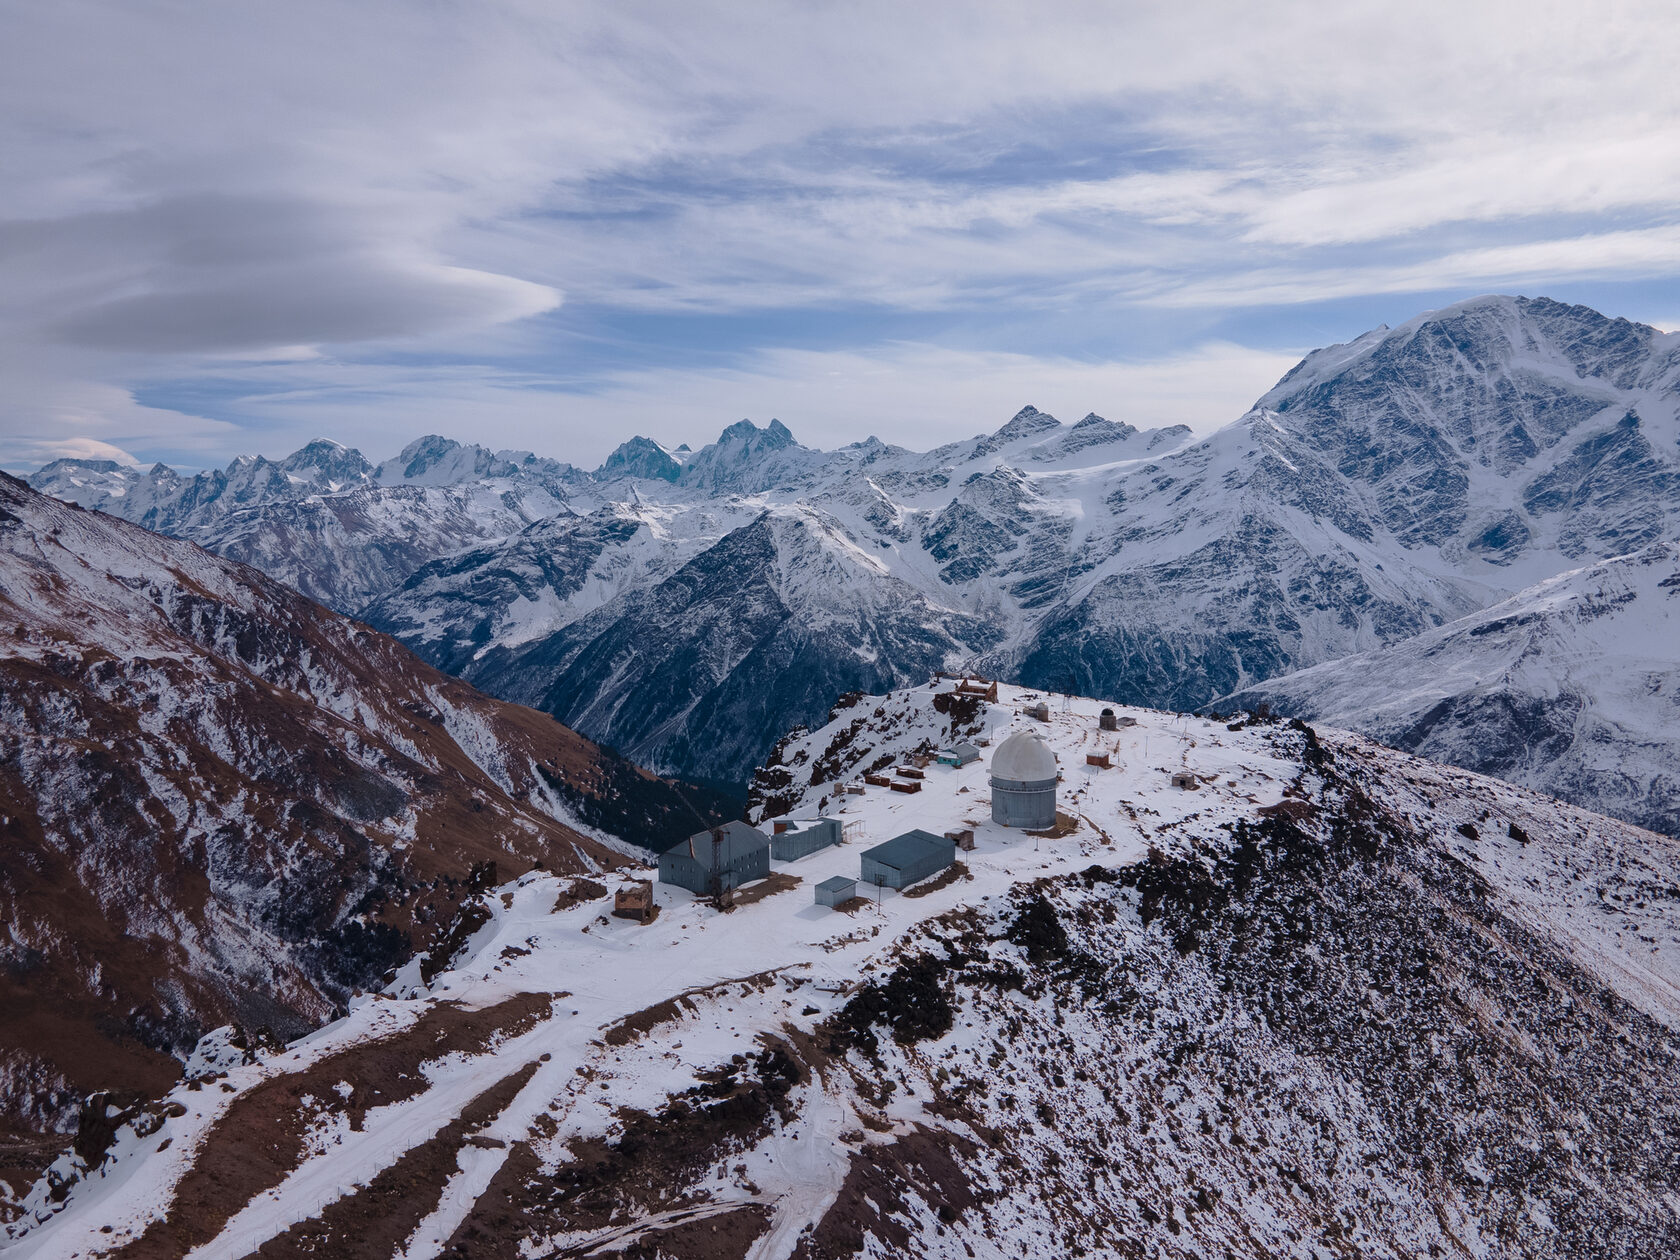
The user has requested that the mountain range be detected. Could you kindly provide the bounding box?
[28,295,1680,835]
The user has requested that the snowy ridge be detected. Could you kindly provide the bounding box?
[1218,542,1680,835]
[8,681,1678,1258]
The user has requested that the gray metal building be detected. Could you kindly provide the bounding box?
[658,821,770,894]
[936,743,981,767]
[860,829,956,890]
[990,730,1058,828]
[770,817,842,861]
[815,875,857,907]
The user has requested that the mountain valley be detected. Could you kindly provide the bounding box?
[0,473,732,1200]
[31,295,1680,837]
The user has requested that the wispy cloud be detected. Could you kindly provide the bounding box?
[2,1,1678,465]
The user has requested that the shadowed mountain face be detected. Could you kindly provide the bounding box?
[1218,542,1680,837]
[0,473,732,1158]
[31,297,1680,822]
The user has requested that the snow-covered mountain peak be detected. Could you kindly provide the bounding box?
[991,403,1062,442]
[277,437,375,489]
[676,417,810,491]
[594,434,683,482]
[376,434,513,486]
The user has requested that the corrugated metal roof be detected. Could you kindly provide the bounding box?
[862,828,950,869]
[662,820,768,871]
[816,875,856,893]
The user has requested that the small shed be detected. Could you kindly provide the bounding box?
[613,880,654,923]
[897,766,925,780]
[861,829,956,890]
[936,743,981,767]
[771,817,842,861]
[1086,752,1111,769]
[944,827,976,851]
[1170,770,1199,790]
[815,875,856,907]
[658,821,770,894]
[889,780,922,795]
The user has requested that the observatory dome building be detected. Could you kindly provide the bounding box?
[990,730,1058,828]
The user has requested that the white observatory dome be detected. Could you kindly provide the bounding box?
[990,730,1058,787]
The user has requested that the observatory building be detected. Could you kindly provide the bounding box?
[990,730,1058,828]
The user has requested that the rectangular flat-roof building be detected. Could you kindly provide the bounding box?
[936,743,981,767]
[815,875,856,907]
[771,817,842,861]
[860,829,956,890]
[658,821,770,894]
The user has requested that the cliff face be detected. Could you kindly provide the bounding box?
[0,473,729,1158]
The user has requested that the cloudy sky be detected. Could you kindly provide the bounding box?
[4,1,1679,471]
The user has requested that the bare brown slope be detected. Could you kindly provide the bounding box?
[0,472,730,1167]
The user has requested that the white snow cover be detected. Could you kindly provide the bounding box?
[10,682,1678,1258]
[1221,542,1680,834]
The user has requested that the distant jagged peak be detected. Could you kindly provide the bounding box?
[991,404,1062,442]
[1069,412,1138,440]
[713,417,798,451]
[1146,423,1192,447]
[277,437,374,485]
[377,434,522,486]
[32,456,134,478]
[1071,411,1120,432]
[675,417,805,489]
[594,435,681,483]
[383,433,466,480]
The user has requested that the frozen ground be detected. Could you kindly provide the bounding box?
[7,683,1679,1259]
